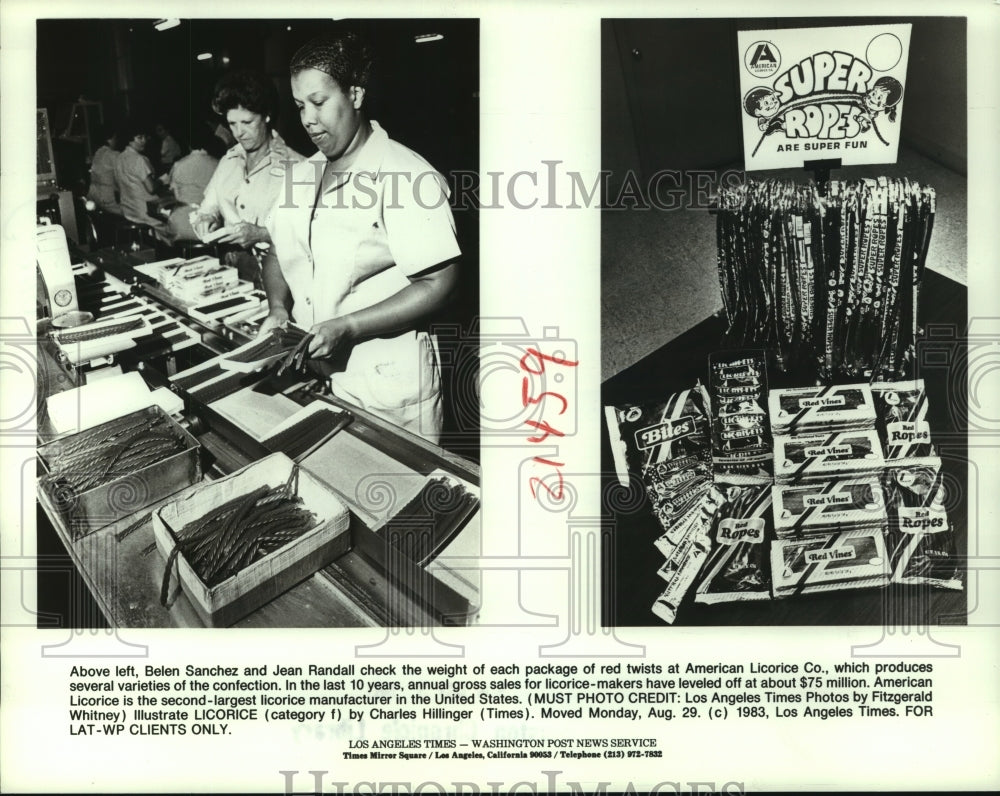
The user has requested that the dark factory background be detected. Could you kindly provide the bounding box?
[37,18,479,194]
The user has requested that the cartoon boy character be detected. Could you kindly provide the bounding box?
[743,87,783,132]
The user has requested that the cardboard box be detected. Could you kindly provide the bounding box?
[153,453,350,627]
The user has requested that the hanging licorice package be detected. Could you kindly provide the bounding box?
[694,484,773,604]
[707,350,771,484]
[716,177,935,381]
[716,179,824,373]
[883,465,961,591]
[822,178,936,381]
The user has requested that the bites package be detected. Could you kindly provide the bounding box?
[883,465,961,591]
[694,484,773,604]
[605,385,713,535]
[605,385,712,485]
[707,351,772,484]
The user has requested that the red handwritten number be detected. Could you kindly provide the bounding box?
[519,347,580,375]
[520,347,578,504]
[529,457,565,500]
[524,419,565,444]
[521,377,568,414]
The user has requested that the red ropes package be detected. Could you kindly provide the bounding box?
[883,465,961,591]
[871,379,936,462]
[694,484,773,604]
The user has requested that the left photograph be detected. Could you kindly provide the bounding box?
[34,18,481,628]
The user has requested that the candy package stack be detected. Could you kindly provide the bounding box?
[766,380,889,595]
[770,384,883,484]
[708,351,771,484]
[693,484,773,604]
[716,178,935,381]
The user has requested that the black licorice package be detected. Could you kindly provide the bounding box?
[694,484,773,604]
[883,465,961,591]
[707,351,771,484]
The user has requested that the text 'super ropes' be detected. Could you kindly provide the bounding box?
[738,24,911,170]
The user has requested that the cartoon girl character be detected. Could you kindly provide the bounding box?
[864,76,903,115]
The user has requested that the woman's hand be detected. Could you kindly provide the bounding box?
[217,221,268,248]
[190,213,219,240]
[307,316,356,359]
[256,308,290,338]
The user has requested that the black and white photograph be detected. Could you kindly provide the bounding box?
[2,2,999,794]
[601,17,969,626]
[33,17,481,629]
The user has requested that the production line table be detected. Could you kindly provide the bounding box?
[35,249,482,629]
[601,269,968,627]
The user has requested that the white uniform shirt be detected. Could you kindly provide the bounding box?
[267,121,461,440]
[88,145,121,214]
[197,130,302,229]
[167,149,219,206]
[113,146,162,229]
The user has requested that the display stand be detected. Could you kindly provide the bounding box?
[803,157,842,197]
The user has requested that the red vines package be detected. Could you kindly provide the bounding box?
[883,465,961,591]
[772,476,886,538]
[771,528,890,597]
[707,351,771,484]
[871,379,936,462]
[768,384,877,435]
[694,485,773,604]
[773,429,884,483]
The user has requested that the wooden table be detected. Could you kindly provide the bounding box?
[601,269,968,626]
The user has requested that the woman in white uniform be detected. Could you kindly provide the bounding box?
[260,32,460,443]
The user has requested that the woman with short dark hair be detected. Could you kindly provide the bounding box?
[189,69,303,250]
[113,120,168,234]
[259,31,461,441]
[87,123,122,214]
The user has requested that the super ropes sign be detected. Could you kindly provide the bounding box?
[738,24,911,171]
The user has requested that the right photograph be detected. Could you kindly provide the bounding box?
[601,17,968,626]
